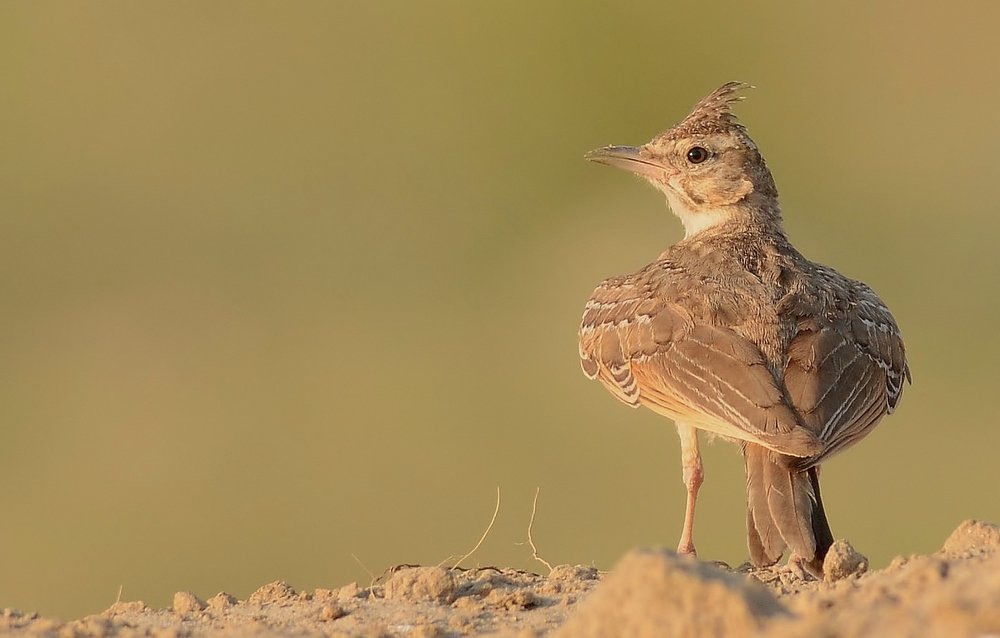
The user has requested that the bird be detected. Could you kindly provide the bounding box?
[578,82,910,577]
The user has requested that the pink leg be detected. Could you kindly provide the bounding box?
[675,423,703,556]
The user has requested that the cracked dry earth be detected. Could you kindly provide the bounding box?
[2,520,999,638]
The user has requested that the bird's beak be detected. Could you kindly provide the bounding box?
[584,145,669,180]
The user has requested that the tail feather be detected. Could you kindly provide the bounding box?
[743,443,833,574]
[744,444,785,566]
[808,466,834,559]
[764,454,816,560]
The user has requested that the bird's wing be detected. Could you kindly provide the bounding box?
[579,273,821,458]
[782,284,910,464]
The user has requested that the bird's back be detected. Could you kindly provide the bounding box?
[579,227,909,465]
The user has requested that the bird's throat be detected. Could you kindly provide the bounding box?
[663,190,734,239]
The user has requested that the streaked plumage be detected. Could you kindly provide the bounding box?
[579,82,909,576]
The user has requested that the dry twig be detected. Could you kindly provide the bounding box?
[527,487,553,572]
[351,553,378,591]
[452,487,501,569]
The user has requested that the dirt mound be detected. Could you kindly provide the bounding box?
[1,520,998,637]
[551,549,786,638]
[549,521,1000,638]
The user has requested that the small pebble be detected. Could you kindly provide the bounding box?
[942,520,1000,555]
[172,591,206,615]
[384,567,458,605]
[319,604,346,621]
[824,540,869,582]
[549,565,599,581]
[336,582,362,601]
[207,592,238,610]
[411,624,446,638]
[248,581,297,604]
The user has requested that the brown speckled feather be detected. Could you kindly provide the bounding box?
[579,234,908,468]
[780,269,910,466]
[579,262,822,458]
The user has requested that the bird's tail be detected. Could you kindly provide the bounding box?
[743,443,833,576]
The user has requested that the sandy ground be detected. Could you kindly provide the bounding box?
[2,519,998,637]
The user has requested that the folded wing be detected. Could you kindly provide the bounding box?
[579,273,821,458]
[783,284,910,465]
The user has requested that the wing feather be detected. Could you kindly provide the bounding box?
[579,273,820,457]
[580,264,909,465]
[784,282,909,465]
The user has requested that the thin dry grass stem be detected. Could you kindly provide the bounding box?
[527,487,554,573]
[452,487,501,569]
[115,585,123,605]
[351,553,378,591]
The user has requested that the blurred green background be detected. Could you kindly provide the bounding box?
[2,1,999,619]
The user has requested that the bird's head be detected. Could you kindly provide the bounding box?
[586,82,781,238]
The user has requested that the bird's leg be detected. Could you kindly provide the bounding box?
[675,423,703,556]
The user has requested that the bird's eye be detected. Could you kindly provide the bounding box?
[686,146,709,164]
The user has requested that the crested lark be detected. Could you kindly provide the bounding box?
[579,82,910,576]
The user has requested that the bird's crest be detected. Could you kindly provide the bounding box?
[674,81,752,137]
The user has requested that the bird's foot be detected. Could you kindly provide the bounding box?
[786,553,823,581]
